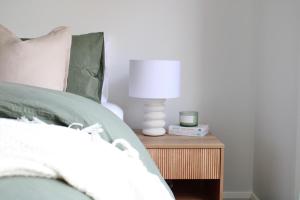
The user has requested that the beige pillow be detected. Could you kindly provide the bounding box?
[0,25,71,91]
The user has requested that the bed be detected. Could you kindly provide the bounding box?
[0,25,174,200]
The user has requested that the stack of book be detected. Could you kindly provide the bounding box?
[168,124,209,137]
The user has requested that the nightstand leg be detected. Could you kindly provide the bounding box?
[219,148,224,200]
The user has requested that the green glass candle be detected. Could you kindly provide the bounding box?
[179,111,198,127]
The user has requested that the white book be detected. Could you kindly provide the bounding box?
[168,124,209,137]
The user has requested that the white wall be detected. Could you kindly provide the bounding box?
[295,1,300,198]
[0,0,256,194]
[296,58,300,199]
[253,1,299,199]
[196,1,255,194]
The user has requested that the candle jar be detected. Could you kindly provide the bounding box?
[179,111,198,127]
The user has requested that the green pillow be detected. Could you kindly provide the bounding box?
[66,32,105,102]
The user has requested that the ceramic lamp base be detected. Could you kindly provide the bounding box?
[142,99,166,136]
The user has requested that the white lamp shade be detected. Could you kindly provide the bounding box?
[129,60,181,99]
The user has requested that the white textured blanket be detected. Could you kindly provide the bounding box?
[0,118,173,200]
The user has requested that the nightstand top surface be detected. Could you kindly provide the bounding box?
[135,130,224,149]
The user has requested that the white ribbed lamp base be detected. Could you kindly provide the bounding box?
[142,99,166,136]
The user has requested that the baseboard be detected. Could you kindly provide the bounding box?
[250,193,260,200]
[224,191,252,199]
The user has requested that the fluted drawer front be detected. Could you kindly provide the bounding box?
[148,148,220,179]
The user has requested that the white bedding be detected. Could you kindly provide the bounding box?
[0,118,173,200]
[102,102,124,120]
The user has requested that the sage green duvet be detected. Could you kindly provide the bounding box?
[0,82,172,199]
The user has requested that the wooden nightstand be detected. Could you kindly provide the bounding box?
[135,130,224,200]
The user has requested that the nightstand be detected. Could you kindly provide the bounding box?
[135,130,224,200]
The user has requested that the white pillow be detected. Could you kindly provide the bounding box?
[0,25,71,91]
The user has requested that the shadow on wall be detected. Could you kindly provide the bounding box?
[108,73,145,128]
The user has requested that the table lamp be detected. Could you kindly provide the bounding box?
[129,60,181,136]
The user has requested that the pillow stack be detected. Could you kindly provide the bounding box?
[0,25,105,103]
